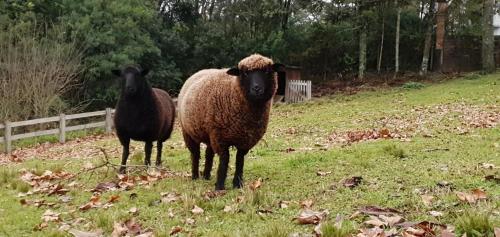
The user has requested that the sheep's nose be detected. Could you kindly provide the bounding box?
[251,86,263,95]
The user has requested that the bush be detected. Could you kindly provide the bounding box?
[0,23,82,122]
[455,212,497,237]
[402,82,425,89]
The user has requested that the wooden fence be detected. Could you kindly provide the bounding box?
[0,108,115,154]
[285,80,312,103]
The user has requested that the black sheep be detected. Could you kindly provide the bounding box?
[112,65,176,173]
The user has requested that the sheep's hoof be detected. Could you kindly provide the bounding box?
[119,167,126,174]
[233,180,243,189]
[215,184,225,191]
[203,174,211,180]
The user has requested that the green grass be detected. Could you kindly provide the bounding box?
[0,74,499,236]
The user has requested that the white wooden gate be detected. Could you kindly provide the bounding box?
[285,80,312,103]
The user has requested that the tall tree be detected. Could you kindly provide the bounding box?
[482,0,495,73]
[420,0,436,75]
[377,1,386,73]
[394,0,401,76]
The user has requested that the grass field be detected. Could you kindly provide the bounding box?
[0,74,498,237]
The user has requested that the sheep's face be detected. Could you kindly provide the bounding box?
[227,63,284,103]
[112,66,150,98]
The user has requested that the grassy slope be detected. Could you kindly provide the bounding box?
[0,75,498,236]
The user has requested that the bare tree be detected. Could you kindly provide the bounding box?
[0,25,83,122]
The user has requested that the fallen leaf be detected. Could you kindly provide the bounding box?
[108,195,120,203]
[317,171,332,176]
[456,189,487,204]
[202,190,226,200]
[249,178,263,191]
[429,211,443,217]
[41,209,60,222]
[359,206,402,216]
[294,209,329,225]
[279,200,290,209]
[494,227,499,237]
[34,222,48,231]
[129,207,138,215]
[91,182,117,193]
[421,195,434,207]
[161,192,180,203]
[379,215,403,227]
[364,216,386,227]
[191,205,204,215]
[223,205,233,213]
[300,199,314,209]
[59,195,72,203]
[111,222,127,237]
[68,229,103,237]
[480,163,495,169]
[343,176,362,188]
[185,218,195,225]
[170,226,182,235]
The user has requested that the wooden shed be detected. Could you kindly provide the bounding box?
[275,66,311,103]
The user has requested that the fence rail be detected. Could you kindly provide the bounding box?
[0,108,115,154]
[285,80,312,103]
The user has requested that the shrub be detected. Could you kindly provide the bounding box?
[402,82,425,89]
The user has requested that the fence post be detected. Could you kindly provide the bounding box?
[307,81,312,100]
[105,108,113,134]
[59,114,66,143]
[4,121,11,154]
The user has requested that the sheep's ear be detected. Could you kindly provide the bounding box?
[112,69,121,77]
[227,67,240,76]
[141,68,150,77]
[272,63,286,72]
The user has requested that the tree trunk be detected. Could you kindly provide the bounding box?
[359,24,367,80]
[394,0,401,76]
[377,4,386,73]
[482,0,495,73]
[420,0,436,76]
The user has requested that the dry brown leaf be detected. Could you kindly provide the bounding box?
[34,222,48,231]
[111,222,128,237]
[364,216,386,227]
[294,209,329,225]
[279,200,290,209]
[300,199,314,209]
[379,215,403,227]
[359,206,402,216]
[68,229,103,237]
[249,178,263,191]
[41,209,60,222]
[108,195,120,203]
[185,218,195,225]
[161,192,180,203]
[441,229,455,237]
[202,190,226,200]
[356,226,385,237]
[421,195,434,207]
[223,205,233,213]
[456,189,487,204]
[191,205,204,215]
[170,226,183,235]
[129,207,138,215]
[343,176,363,188]
[91,182,117,193]
[429,211,443,217]
[494,227,500,237]
[317,171,332,176]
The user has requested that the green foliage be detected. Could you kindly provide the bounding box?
[321,220,357,237]
[402,82,426,89]
[383,144,407,159]
[455,212,497,237]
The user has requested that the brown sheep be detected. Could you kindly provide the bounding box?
[178,54,284,190]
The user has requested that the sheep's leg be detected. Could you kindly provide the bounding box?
[156,141,163,167]
[119,138,130,174]
[144,141,153,166]
[215,147,230,191]
[233,149,248,189]
[203,146,214,180]
[183,133,200,179]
